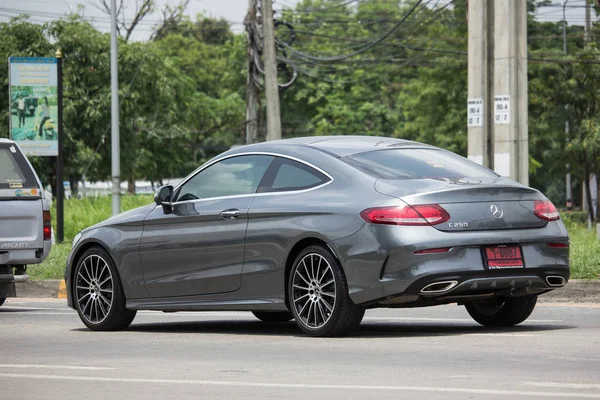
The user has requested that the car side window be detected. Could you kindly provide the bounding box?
[261,158,330,192]
[175,155,274,202]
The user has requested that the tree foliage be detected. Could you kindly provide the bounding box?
[1,0,600,212]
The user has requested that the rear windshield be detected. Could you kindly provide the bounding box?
[0,143,39,190]
[342,149,498,180]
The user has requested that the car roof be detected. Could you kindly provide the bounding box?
[233,135,436,158]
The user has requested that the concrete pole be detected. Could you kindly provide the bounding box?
[563,0,572,209]
[585,0,592,44]
[493,0,528,186]
[246,0,259,144]
[261,0,282,141]
[467,0,494,168]
[110,0,121,215]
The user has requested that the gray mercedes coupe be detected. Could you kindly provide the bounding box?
[65,136,569,336]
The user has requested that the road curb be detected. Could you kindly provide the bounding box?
[16,280,67,299]
[13,279,600,302]
[539,279,600,302]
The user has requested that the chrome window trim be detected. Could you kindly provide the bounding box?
[172,151,334,205]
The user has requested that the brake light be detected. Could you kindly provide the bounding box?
[360,204,450,226]
[43,210,51,241]
[534,200,560,221]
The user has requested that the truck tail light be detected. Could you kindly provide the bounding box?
[43,210,51,241]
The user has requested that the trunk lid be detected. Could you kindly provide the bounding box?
[375,177,548,231]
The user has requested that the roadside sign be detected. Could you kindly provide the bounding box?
[8,57,59,156]
[467,98,483,127]
[494,95,510,125]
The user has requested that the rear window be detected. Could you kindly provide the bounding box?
[342,149,498,180]
[0,143,39,190]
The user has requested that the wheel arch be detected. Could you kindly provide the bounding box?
[69,240,117,302]
[283,236,342,310]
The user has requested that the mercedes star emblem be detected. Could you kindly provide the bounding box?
[490,204,504,219]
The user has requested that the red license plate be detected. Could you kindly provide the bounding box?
[484,246,524,269]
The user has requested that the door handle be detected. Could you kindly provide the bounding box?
[220,209,240,219]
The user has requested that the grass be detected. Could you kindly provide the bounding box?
[26,204,600,280]
[562,217,600,280]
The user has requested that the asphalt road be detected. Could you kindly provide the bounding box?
[1,298,600,400]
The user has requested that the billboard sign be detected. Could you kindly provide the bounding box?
[9,57,58,156]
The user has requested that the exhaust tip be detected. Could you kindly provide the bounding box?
[420,280,459,294]
[546,275,566,287]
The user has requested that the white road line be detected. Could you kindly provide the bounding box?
[538,303,600,309]
[0,365,113,371]
[0,373,598,398]
[363,317,560,323]
[467,333,537,337]
[525,382,600,390]
[1,306,67,311]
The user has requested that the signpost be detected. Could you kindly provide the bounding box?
[8,55,64,242]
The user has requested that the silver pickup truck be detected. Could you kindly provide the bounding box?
[0,139,52,306]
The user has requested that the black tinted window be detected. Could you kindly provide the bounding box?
[343,149,497,179]
[176,155,273,201]
[261,158,329,192]
[0,143,38,190]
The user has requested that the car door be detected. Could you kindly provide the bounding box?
[139,154,274,298]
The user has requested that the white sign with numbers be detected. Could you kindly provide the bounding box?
[467,98,483,127]
[494,95,510,125]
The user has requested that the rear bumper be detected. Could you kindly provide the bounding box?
[0,242,50,265]
[329,221,570,306]
[374,268,568,307]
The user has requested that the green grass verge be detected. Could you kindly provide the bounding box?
[27,242,71,280]
[27,205,600,280]
[563,218,600,280]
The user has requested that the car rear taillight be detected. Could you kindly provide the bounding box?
[360,204,450,226]
[43,210,51,241]
[534,200,560,221]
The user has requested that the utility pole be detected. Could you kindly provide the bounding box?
[467,0,494,168]
[493,0,528,185]
[246,0,259,144]
[585,0,592,44]
[261,0,282,141]
[55,49,64,243]
[563,0,572,209]
[110,0,121,215]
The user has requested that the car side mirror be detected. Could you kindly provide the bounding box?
[154,185,174,214]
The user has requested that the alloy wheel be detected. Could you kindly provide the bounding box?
[75,254,114,324]
[292,253,336,329]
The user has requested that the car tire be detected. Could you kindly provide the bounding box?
[252,311,294,323]
[0,298,5,308]
[73,247,136,331]
[465,295,537,327]
[288,245,364,337]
